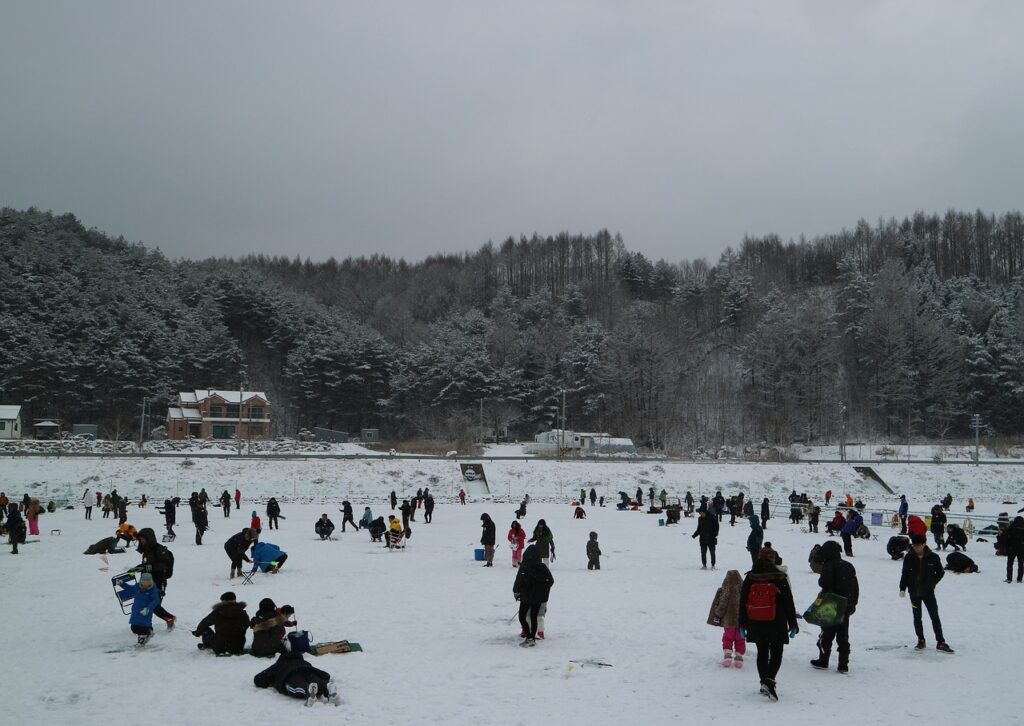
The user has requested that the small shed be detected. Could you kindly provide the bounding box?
[33,420,61,440]
[0,405,23,440]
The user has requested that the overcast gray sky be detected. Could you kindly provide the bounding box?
[2,1,1022,264]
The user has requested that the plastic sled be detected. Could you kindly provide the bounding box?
[803,592,848,628]
[311,640,362,655]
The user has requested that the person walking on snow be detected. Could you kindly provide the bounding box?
[234,488,241,510]
[746,514,764,566]
[220,490,232,517]
[458,489,466,505]
[480,513,496,566]
[809,541,858,673]
[340,500,357,531]
[692,507,719,569]
[266,498,281,530]
[250,510,262,534]
[134,527,177,630]
[82,488,93,520]
[708,569,746,668]
[898,495,909,534]
[586,531,602,570]
[760,497,771,530]
[6,503,26,554]
[999,516,1024,583]
[424,493,435,523]
[119,572,161,645]
[513,544,554,647]
[840,509,862,557]
[389,490,398,510]
[738,557,799,701]
[529,519,555,565]
[899,534,954,653]
[508,520,526,567]
[590,488,597,507]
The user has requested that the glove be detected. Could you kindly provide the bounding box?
[739,628,747,640]
[899,590,906,598]
[788,627,798,638]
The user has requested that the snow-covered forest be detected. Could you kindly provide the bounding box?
[2,207,1024,449]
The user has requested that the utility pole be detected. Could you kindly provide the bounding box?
[138,397,146,452]
[971,413,983,465]
[479,399,484,444]
[238,382,244,456]
[839,403,847,462]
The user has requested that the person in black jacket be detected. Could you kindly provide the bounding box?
[266,498,281,530]
[691,507,719,569]
[158,498,176,538]
[254,651,338,706]
[250,598,295,657]
[340,500,357,531]
[899,534,953,653]
[400,499,412,532]
[389,490,397,510]
[513,544,554,646]
[315,514,335,540]
[190,493,209,545]
[225,528,256,579]
[220,490,232,517]
[944,524,968,552]
[135,527,177,629]
[809,541,858,673]
[192,591,249,655]
[760,497,771,529]
[738,558,799,701]
[887,535,911,560]
[423,493,435,523]
[998,516,1024,583]
[83,536,124,555]
[480,513,496,567]
[930,505,947,549]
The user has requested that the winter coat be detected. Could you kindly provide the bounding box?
[424,495,435,513]
[887,536,911,560]
[746,515,763,553]
[266,500,281,518]
[136,528,174,585]
[997,517,1024,555]
[929,507,947,534]
[480,515,496,545]
[738,567,798,645]
[586,534,601,560]
[359,509,374,528]
[161,500,176,526]
[224,530,255,562]
[945,551,978,573]
[513,545,554,604]
[251,515,261,530]
[25,500,42,522]
[82,489,92,508]
[251,542,285,572]
[529,524,554,559]
[691,514,719,545]
[817,541,859,616]
[760,500,770,521]
[899,547,945,596]
[6,504,24,530]
[84,537,120,555]
[315,518,336,536]
[342,501,353,516]
[254,652,331,694]
[508,526,526,552]
[840,513,863,536]
[707,570,743,628]
[123,582,161,628]
[250,609,290,657]
[945,525,968,548]
[898,500,909,516]
[195,600,250,654]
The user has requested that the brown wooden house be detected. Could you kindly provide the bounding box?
[167,390,270,441]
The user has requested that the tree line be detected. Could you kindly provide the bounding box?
[1,207,1022,450]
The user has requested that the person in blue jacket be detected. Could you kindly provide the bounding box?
[251,541,288,574]
[898,495,909,535]
[120,572,162,645]
[840,510,863,557]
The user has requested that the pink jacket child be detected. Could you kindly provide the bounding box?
[508,522,526,567]
[707,569,747,668]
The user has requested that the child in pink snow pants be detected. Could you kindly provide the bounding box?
[508,521,526,567]
[708,569,747,667]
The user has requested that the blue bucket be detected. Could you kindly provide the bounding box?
[474,548,485,561]
[870,512,883,526]
[658,518,665,526]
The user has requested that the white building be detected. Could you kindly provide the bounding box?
[528,429,636,455]
[0,405,23,440]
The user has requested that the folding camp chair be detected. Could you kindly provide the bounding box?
[112,571,137,614]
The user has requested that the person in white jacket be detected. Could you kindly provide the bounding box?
[83,488,93,520]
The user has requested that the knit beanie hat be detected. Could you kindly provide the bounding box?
[258,597,276,612]
[221,591,237,602]
[139,572,154,584]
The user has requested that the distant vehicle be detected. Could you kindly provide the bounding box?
[66,432,95,441]
[463,469,477,481]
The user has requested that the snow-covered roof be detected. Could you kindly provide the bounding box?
[179,390,269,404]
[0,405,22,420]
[167,407,204,421]
[34,420,60,428]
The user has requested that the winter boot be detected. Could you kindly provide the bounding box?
[305,682,319,707]
[733,653,743,669]
[810,656,829,669]
[722,651,733,668]
[915,639,927,650]
[765,678,778,702]
[537,631,544,639]
[326,680,341,707]
[936,642,954,654]
[837,651,849,674]
[759,680,770,697]
[137,632,152,647]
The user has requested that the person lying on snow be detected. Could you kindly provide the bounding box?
[83,536,125,555]
[254,651,339,707]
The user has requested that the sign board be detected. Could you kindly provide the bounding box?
[460,463,487,484]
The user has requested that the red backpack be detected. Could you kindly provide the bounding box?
[746,582,779,621]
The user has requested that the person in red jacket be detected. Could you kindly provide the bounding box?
[234,489,242,510]
[824,490,832,506]
[251,510,262,534]
[508,521,526,567]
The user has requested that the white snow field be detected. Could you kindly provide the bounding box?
[3,456,1023,725]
